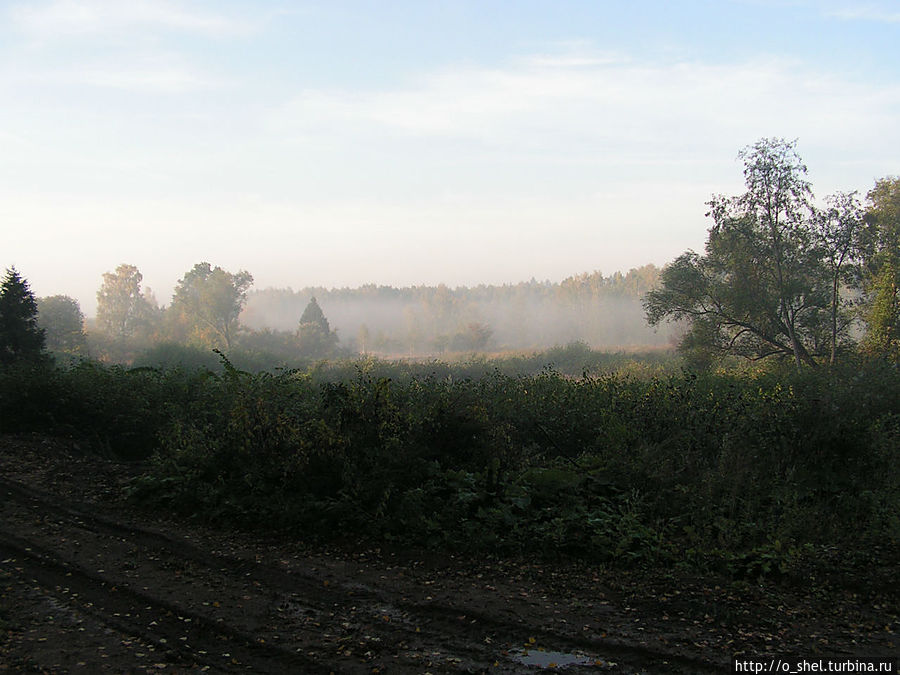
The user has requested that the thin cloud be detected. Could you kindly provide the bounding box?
[75,64,218,92]
[827,5,900,23]
[270,53,900,160]
[6,55,225,93]
[8,0,252,39]
[519,54,625,69]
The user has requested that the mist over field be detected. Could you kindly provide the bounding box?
[239,266,676,355]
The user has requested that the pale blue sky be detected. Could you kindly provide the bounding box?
[2,0,898,315]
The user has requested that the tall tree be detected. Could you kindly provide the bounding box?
[96,264,156,339]
[861,177,900,358]
[645,138,832,368]
[297,296,337,357]
[171,262,253,349]
[813,191,864,364]
[37,295,87,355]
[0,268,46,365]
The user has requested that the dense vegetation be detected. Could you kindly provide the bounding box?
[1,353,896,582]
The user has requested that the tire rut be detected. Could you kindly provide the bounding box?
[1,475,723,673]
[0,531,329,673]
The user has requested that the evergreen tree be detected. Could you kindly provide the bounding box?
[0,268,46,365]
[297,297,337,357]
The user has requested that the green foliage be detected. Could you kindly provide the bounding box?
[863,266,900,358]
[37,295,87,357]
[133,341,224,371]
[299,295,330,328]
[0,359,201,459]
[5,351,897,577]
[171,262,253,349]
[0,268,46,365]
[118,357,898,574]
[96,264,158,341]
[297,297,338,358]
[865,177,900,268]
[862,177,900,359]
[814,191,865,364]
[646,139,866,369]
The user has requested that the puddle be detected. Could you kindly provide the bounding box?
[509,647,610,669]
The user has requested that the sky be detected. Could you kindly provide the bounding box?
[2,0,899,316]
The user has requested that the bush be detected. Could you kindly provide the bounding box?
[4,352,897,575]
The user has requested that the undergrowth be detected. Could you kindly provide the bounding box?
[1,352,898,581]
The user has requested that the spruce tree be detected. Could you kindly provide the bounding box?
[297,297,337,357]
[298,297,331,333]
[0,267,46,365]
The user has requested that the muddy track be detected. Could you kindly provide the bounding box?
[0,474,724,673]
[0,531,326,673]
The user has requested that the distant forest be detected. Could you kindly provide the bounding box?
[241,265,674,355]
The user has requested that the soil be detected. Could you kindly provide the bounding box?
[1,434,897,674]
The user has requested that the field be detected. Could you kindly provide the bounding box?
[1,352,898,672]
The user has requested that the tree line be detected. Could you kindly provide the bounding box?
[5,263,668,368]
[0,262,336,367]
[90,262,338,364]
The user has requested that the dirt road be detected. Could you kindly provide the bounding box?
[1,436,896,673]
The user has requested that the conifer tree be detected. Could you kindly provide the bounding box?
[0,267,46,365]
[297,297,337,357]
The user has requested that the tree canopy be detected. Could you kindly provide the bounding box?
[37,295,87,356]
[96,264,156,340]
[861,177,900,358]
[171,262,253,349]
[645,138,864,368]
